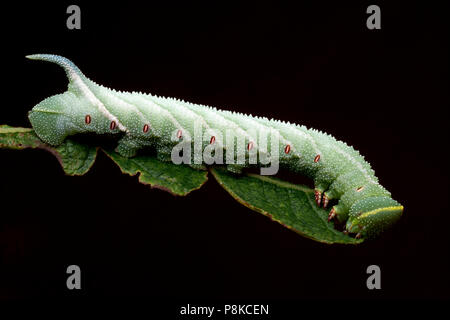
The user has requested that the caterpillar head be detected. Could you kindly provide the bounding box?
[345,196,403,239]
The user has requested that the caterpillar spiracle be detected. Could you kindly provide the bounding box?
[26,54,403,239]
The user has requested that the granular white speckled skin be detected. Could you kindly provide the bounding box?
[26,54,403,238]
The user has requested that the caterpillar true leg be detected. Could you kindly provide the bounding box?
[314,189,322,207]
[322,194,330,208]
[327,207,337,222]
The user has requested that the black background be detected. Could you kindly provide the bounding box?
[0,0,448,310]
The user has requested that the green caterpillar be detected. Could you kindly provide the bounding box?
[27,54,403,239]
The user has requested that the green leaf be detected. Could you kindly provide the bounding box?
[210,167,363,244]
[1,125,362,242]
[0,125,97,175]
[103,150,208,196]
[0,125,207,196]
